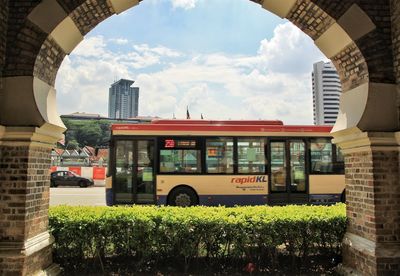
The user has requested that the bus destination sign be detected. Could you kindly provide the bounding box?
[164,139,196,148]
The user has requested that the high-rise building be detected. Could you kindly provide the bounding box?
[312,61,342,125]
[108,79,139,119]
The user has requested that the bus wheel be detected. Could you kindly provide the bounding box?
[168,187,198,207]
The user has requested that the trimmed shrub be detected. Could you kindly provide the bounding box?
[49,204,346,272]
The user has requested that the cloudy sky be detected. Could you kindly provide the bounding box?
[55,0,327,124]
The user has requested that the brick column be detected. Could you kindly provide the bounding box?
[333,130,400,275]
[0,127,61,275]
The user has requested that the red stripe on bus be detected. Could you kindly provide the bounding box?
[112,124,332,133]
[151,119,284,125]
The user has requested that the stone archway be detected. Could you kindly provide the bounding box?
[0,0,399,275]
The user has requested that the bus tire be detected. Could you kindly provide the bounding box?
[341,189,346,203]
[168,186,198,207]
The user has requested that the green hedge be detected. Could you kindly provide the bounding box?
[49,204,346,272]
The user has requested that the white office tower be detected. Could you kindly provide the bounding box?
[108,79,139,119]
[312,61,342,125]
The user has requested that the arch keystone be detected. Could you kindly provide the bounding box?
[110,0,139,14]
[33,77,66,130]
[50,17,83,54]
[27,0,68,34]
[0,76,44,126]
[315,23,352,58]
[332,82,399,134]
[261,0,296,18]
[0,76,65,134]
[338,4,376,41]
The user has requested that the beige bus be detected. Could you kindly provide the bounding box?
[106,120,345,206]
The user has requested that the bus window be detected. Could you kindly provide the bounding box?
[336,146,344,162]
[160,149,201,173]
[206,138,233,174]
[270,142,286,192]
[237,138,266,174]
[290,141,306,192]
[310,139,333,173]
[115,140,134,202]
[333,146,345,174]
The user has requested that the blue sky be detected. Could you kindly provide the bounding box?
[56,0,326,124]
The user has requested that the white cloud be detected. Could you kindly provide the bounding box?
[56,22,325,124]
[256,23,326,74]
[109,38,129,45]
[133,44,181,58]
[170,0,198,10]
[72,36,109,58]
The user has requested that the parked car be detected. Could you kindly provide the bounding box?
[50,171,94,188]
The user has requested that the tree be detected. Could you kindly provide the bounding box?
[61,118,112,148]
[66,140,79,150]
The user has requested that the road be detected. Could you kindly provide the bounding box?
[50,186,106,206]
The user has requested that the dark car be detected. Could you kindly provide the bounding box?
[50,171,94,188]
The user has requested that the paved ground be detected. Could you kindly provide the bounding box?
[50,186,106,206]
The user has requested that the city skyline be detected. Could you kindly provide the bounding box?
[55,0,327,124]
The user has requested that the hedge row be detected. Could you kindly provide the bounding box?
[49,204,346,272]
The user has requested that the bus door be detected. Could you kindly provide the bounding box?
[268,139,308,205]
[114,139,156,204]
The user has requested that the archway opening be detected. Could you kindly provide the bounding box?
[1,1,399,275]
[55,0,328,126]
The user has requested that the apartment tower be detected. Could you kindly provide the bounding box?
[108,79,139,119]
[312,61,342,125]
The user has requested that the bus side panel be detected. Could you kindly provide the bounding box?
[198,195,267,206]
[105,176,113,206]
[309,175,345,204]
[157,175,268,206]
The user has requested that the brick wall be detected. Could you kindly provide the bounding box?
[331,43,369,92]
[0,0,8,77]
[357,1,394,84]
[0,241,53,275]
[390,0,400,123]
[343,148,400,274]
[345,150,400,242]
[0,145,52,242]
[314,0,395,85]
[56,0,86,13]
[4,1,46,78]
[69,0,114,36]
[34,37,66,86]
[287,0,335,40]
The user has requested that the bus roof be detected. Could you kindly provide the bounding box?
[111,120,332,133]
